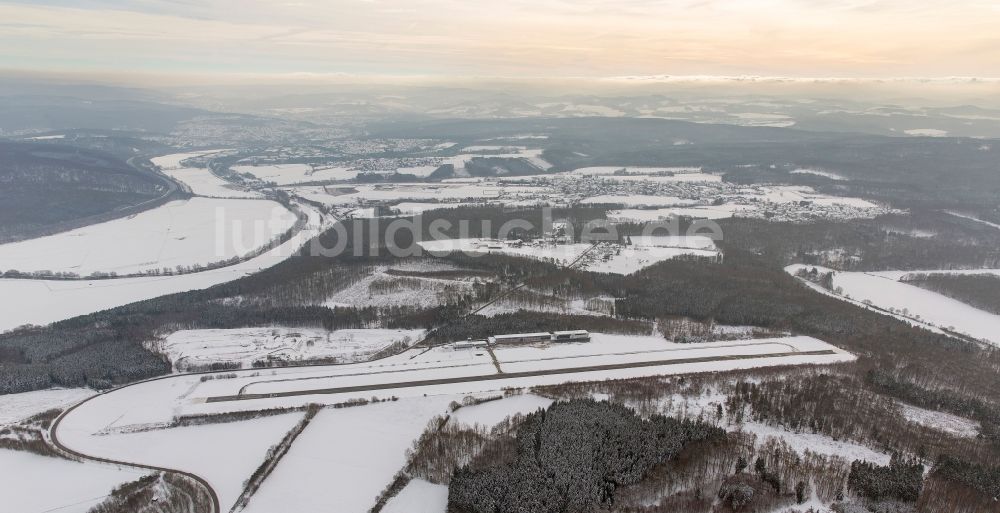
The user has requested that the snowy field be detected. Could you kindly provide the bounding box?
[0,388,93,424]
[419,238,592,265]
[232,163,359,185]
[580,195,699,207]
[0,203,326,332]
[753,185,879,208]
[163,167,262,198]
[790,168,847,180]
[418,236,719,275]
[209,334,849,403]
[150,151,226,171]
[899,403,980,438]
[54,334,851,428]
[0,197,296,276]
[289,183,550,206]
[0,450,149,513]
[382,479,449,513]
[477,296,614,318]
[324,269,475,309]
[904,128,949,137]
[608,206,743,221]
[566,166,703,176]
[157,328,425,370]
[581,239,719,275]
[450,394,554,428]
[738,422,891,465]
[829,271,1000,346]
[242,397,451,513]
[562,167,723,184]
[445,147,552,171]
[57,409,306,511]
[151,151,260,199]
[53,333,851,512]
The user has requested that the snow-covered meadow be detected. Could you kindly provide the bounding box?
[0,203,326,332]
[0,198,296,276]
[0,450,149,513]
[232,163,359,185]
[242,397,452,513]
[151,151,260,199]
[418,236,719,275]
[50,330,852,512]
[0,387,93,424]
[829,271,1000,346]
[157,328,425,370]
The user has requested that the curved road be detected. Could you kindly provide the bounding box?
[50,378,222,513]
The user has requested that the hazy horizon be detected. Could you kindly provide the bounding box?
[2,1,999,81]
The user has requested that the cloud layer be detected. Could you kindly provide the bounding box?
[0,0,998,78]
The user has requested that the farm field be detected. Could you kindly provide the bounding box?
[232,163,359,185]
[57,409,307,512]
[381,479,449,513]
[163,167,262,198]
[323,267,476,309]
[241,397,451,513]
[0,202,325,332]
[0,197,296,276]
[417,236,719,275]
[149,151,226,171]
[0,449,148,513]
[51,332,851,512]
[151,151,261,199]
[608,205,743,220]
[0,387,93,424]
[288,182,550,206]
[830,271,1000,346]
[156,328,425,371]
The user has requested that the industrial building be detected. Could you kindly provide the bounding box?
[487,332,552,345]
[551,330,591,342]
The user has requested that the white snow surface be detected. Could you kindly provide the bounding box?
[417,236,718,275]
[450,394,554,429]
[608,206,742,221]
[381,478,449,513]
[151,151,260,199]
[580,195,699,207]
[900,403,981,438]
[0,388,94,425]
[830,271,1000,346]
[0,202,326,332]
[418,238,591,265]
[150,151,223,170]
[0,449,148,513]
[790,168,847,180]
[904,128,949,137]
[324,268,475,309]
[54,334,850,431]
[738,422,891,465]
[164,167,262,198]
[52,334,851,512]
[59,407,306,512]
[289,183,548,206]
[242,397,451,513]
[0,198,296,276]
[233,163,359,185]
[158,328,425,370]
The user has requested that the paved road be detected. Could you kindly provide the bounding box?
[207,349,836,403]
[50,383,222,513]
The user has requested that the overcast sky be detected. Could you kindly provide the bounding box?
[1,0,998,81]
